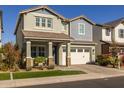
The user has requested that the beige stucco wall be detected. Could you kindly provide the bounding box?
[23,12,69,35]
[102,28,112,42]
[114,23,124,43]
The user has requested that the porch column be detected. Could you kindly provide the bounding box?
[57,44,62,65]
[66,42,71,66]
[26,41,32,70]
[48,41,54,66]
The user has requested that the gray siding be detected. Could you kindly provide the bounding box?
[93,25,102,55]
[70,19,93,41]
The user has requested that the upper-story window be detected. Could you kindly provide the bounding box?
[106,28,111,36]
[78,23,85,35]
[41,17,46,27]
[119,29,124,38]
[47,18,52,28]
[36,17,40,27]
[35,17,53,28]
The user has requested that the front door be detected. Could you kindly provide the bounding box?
[53,46,58,65]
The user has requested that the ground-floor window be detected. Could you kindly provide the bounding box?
[38,47,45,56]
[31,46,45,58]
[31,47,37,57]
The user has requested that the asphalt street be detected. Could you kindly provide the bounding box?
[20,76,124,88]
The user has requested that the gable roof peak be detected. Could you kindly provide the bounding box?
[20,5,48,14]
[19,5,67,21]
[70,15,95,25]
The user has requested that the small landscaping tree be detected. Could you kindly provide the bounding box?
[2,42,21,71]
[110,41,120,68]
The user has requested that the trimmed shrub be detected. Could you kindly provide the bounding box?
[109,56,119,68]
[96,54,119,68]
[34,56,46,66]
[96,55,110,66]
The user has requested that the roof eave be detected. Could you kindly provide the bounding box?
[24,36,73,41]
[96,24,114,28]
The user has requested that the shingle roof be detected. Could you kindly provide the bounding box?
[104,17,124,27]
[22,31,73,41]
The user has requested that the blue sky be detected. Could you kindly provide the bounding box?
[1,5,124,44]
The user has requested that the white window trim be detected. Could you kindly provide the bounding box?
[78,23,85,35]
[31,45,46,57]
[41,17,46,28]
[119,29,124,38]
[35,16,53,30]
[105,29,111,36]
[47,18,53,28]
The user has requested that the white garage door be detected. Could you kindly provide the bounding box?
[62,48,90,65]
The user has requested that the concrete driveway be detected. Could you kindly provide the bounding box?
[56,64,124,75]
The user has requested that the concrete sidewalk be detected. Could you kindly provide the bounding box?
[1,73,124,88]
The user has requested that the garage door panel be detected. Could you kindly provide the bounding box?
[71,52,83,64]
[62,47,90,65]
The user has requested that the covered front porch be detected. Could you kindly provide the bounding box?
[25,40,71,69]
[22,31,73,69]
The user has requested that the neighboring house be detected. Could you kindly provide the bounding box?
[93,18,124,55]
[14,6,96,69]
[0,11,3,48]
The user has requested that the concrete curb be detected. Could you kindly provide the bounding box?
[0,73,124,88]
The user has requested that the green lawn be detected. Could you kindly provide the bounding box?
[13,70,86,79]
[0,73,10,80]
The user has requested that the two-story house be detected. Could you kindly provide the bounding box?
[0,11,3,48]
[14,6,96,69]
[93,18,124,55]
